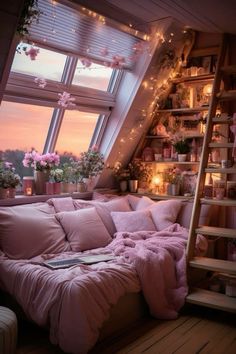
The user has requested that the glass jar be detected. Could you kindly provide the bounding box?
[23,176,34,196]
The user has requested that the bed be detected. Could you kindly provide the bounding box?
[0,194,212,354]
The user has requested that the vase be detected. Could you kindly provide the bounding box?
[177,154,187,162]
[34,170,50,195]
[128,180,138,193]
[77,182,87,193]
[53,182,61,195]
[83,177,94,191]
[171,183,180,196]
[0,188,9,199]
[119,180,128,192]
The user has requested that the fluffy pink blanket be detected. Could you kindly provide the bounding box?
[0,224,206,354]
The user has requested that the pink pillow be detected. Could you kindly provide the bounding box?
[176,202,217,228]
[56,208,112,251]
[149,199,182,231]
[74,197,132,236]
[136,196,155,210]
[47,197,75,212]
[0,204,70,259]
[126,194,142,210]
[111,210,156,233]
[92,191,119,202]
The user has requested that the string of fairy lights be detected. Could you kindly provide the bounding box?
[19,0,194,164]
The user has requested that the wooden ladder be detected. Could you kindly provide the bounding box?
[186,33,236,313]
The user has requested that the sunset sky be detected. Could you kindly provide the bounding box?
[0,44,112,157]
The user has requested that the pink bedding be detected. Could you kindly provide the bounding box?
[0,224,207,354]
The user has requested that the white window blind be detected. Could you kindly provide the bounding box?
[27,0,145,69]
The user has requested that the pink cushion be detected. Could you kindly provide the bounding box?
[0,204,70,259]
[149,199,182,231]
[135,196,155,210]
[73,197,132,236]
[176,202,216,228]
[111,210,156,233]
[92,191,119,202]
[56,208,112,251]
[126,194,142,210]
[47,197,75,212]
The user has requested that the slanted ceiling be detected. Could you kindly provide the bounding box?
[74,0,236,35]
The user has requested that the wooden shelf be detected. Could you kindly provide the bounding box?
[144,161,200,165]
[217,90,236,101]
[195,226,236,239]
[189,257,236,275]
[200,198,236,207]
[205,167,236,173]
[186,288,236,313]
[220,64,236,75]
[129,192,194,201]
[209,142,234,148]
[212,117,233,124]
[156,107,209,114]
[171,74,214,84]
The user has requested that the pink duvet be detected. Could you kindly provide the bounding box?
[0,223,206,354]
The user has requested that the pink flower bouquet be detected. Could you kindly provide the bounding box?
[22,150,60,171]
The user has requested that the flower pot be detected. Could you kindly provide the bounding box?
[119,180,128,192]
[177,154,187,162]
[128,180,138,193]
[83,178,94,191]
[45,182,54,195]
[53,182,61,195]
[0,188,9,199]
[77,182,87,193]
[8,188,16,198]
[171,183,180,196]
[34,170,50,195]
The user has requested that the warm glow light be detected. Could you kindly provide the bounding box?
[153,175,161,186]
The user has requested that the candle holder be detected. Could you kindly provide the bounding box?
[23,176,34,196]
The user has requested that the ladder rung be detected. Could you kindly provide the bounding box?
[189,257,236,275]
[200,198,236,207]
[205,167,236,173]
[209,142,234,148]
[186,288,236,313]
[196,226,236,238]
[212,117,232,124]
[220,64,236,75]
[216,90,236,100]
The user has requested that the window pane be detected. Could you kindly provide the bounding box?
[55,110,99,157]
[0,101,53,177]
[72,61,113,91]
[11,43,67,81]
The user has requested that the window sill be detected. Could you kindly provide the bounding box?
[0,192,93,207]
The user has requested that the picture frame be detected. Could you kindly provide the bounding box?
[201,56,212,74]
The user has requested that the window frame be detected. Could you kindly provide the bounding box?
[3,44,122,156]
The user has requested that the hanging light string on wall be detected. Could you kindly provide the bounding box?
[112,28,195,165]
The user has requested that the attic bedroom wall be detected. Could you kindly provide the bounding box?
[0,1,24,103]
[98,29,221,189]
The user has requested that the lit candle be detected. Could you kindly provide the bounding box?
[26,187,32,196]
[23,176,34,196]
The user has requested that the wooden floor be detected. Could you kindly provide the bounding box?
[16,304,236,354]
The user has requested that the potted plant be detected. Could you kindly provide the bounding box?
[128,159,151,193]
[74,146,104,191]
[49,168,64,194]
[0,161,21,199]
[172,138,190,161]
[22,150,60,194]
[108,161,130,192]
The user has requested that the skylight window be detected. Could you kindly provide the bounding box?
[72,61,113,91]
[55,110,100,156]
[11,43,67,81]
